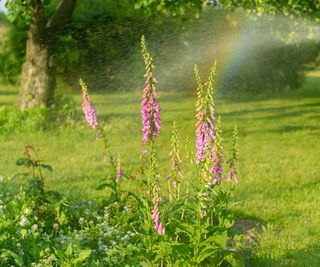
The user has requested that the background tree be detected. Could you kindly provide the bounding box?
[1,0,204,110]
[5,0,77,109]
[0,0,319,110]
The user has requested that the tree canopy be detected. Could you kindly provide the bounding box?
[220,0,320,21]
[0,0,319,108]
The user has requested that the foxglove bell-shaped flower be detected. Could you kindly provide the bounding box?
[227,164,238,183]
[151,193,165,235]
[80,79,99,129]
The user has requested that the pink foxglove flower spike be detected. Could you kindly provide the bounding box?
[141,36,161,148]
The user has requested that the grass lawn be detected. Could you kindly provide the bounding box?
[0,74,320,266]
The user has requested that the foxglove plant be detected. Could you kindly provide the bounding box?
[194,63,216,164]
[194,64,210,163]
[116,157,123,183]
[167,121,183,200]
[80,80,122,197]
[211,116,224,185]
[140,36,164,236]
[227,126,239,183]
[141,35,161,148]
[194,63,225,186]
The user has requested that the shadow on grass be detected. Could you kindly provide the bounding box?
[221,76,320,104]
[220,102,320,119]
[247,244,320,267]
[232,210,267,266]
[270,125,320,134]
[233,209,320,266]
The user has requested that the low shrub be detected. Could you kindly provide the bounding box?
[0,93,79,134]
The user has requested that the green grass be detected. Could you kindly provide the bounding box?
[1,75,320,266]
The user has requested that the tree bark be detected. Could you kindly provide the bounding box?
[19,0,77,110]
[19,0,54,109]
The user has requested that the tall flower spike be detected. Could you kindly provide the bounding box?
[185,136,194,164]
[195,65,208,163]
[80,79,99,129]
[167,121,183,200]
[195,62,217,164]
[195,64,204,115]
[140,36,161,147]
[206,62,217,143]
[167,121,183,181]
[211,116,224,184]
[227,126,239,183]
[116,157,123,183]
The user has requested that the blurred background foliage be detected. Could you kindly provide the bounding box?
[0,0,319,93]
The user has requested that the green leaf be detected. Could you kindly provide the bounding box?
[213,231,228,248]
[1,249,24,266]
[196,248,218,263]
[58,211,67,225]
[180,223,195,235]
[66,244,73,256]
[12,172,29,178]
[224,253,245,267]
[96,182,113,190]
[16,158,32,166]
[176,227,192,238]
[73,249,91,264]
[128,192,149,208]
[39,164,53,172]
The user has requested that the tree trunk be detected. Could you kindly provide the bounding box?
[19,27,55,109]
[19,0,77,110]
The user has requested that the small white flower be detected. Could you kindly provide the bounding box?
[24,208,31,215]
[19,215,30,227]
[99,244,107,252]
[79,217,85,225]
[31,224,38,233]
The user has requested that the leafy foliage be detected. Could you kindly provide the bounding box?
[220,0,320,21]
[0,93,79,133]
